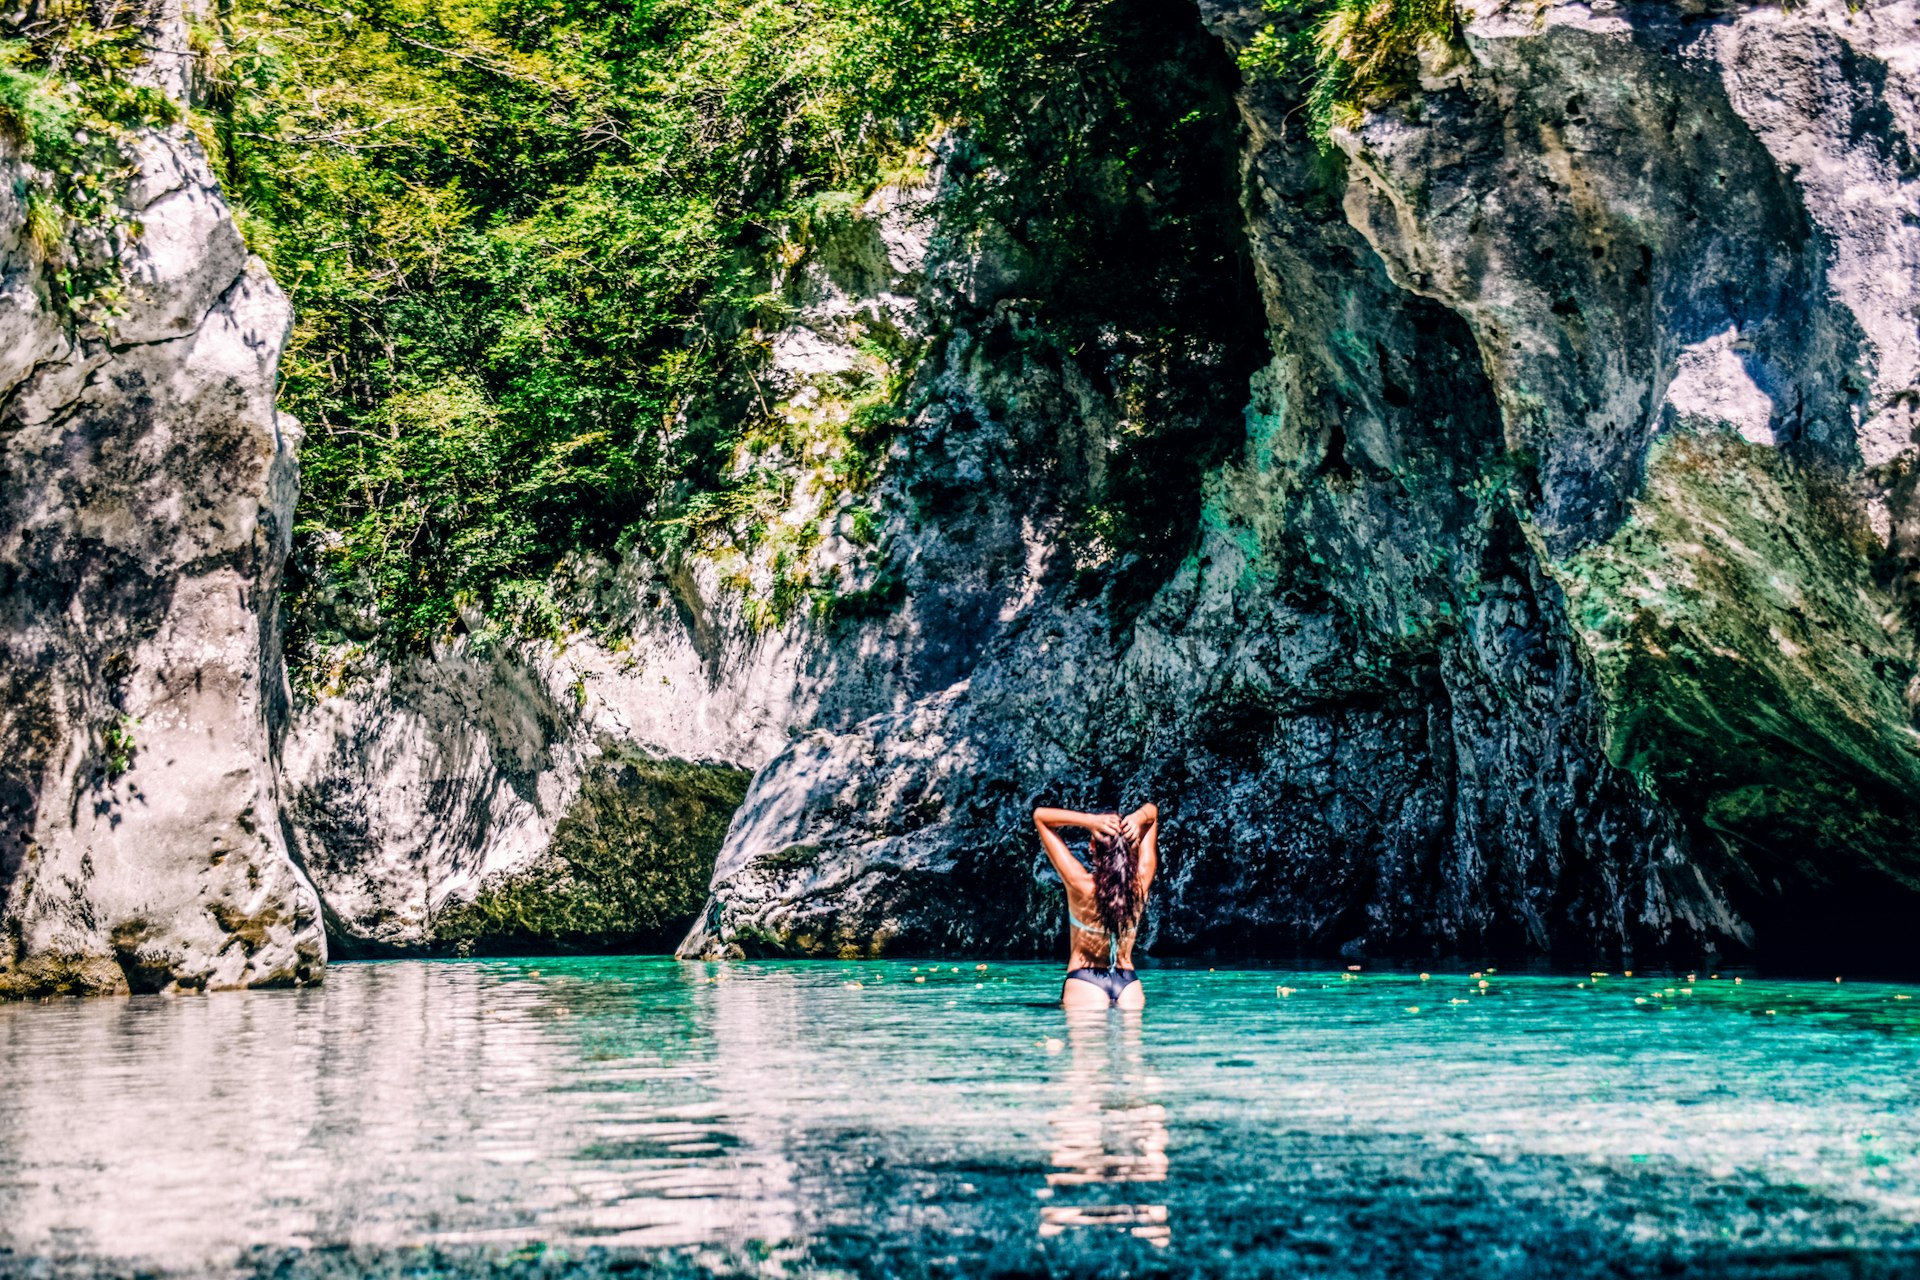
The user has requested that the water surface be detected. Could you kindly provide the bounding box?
[3,959,1919,1277]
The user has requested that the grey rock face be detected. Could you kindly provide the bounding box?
[1327,0,1920,931]
[686,0,1920,966]
[285,0,1920,969]
[0,107,321,994]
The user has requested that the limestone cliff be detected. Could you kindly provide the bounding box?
[685,0,1920,967]
[0,10,322,994]
[282,0,1920,970]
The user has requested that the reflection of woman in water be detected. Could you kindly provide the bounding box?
[1032,804,1159,1009]
[1040,1008,1171,1245]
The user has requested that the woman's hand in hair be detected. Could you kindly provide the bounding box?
[1120,804,1155,847]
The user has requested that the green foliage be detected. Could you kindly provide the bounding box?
[100,714,138,779]
[0,11,182,319]
[431,753,750,953]
[22,187,62,260]
[0,58,72,151]
[190,0,1118,654]
[1239,0,1456,142]
[190,0,1258,654]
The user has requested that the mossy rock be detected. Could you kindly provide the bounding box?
[1551,428,1920,888]
[433,753,751,955]
[0,951,130,998]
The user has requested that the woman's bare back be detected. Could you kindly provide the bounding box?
[1033,804,1159,1009]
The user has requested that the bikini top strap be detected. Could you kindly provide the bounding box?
[1067,909,1128,968]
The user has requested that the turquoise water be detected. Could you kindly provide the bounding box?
[3,960,1920,1278]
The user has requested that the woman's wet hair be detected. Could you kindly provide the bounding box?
[1089,820,1143,938]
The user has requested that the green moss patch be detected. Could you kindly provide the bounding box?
[1552,429,1920,885]
[1238,0,1459,143]
[433,753,751,955]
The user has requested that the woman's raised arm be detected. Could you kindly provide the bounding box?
[1033,807,1109,892]
[1033,807,1113,832]
[1126,803,1159,889]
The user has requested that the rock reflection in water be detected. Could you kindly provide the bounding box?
[0,960,800,1260]
[1039,1010,1171,1247]
[7,960,1920,1278]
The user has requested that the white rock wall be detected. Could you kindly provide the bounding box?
[0,40,320,994]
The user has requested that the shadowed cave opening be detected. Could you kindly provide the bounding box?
[416,752,752,958]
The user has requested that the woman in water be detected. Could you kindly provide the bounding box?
[1032,803,1159,1009]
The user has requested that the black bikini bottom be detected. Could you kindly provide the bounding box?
[1064,967,1139,1006]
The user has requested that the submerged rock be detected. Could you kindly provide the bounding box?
[0,19,321,994]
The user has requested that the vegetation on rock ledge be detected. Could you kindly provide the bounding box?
[1,4,185,320]
[172,0,1253,655]
[1239,0,1458,142]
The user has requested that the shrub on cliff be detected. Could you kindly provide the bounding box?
[184,0,1255,657]
[0,15,182,318]
[1239,0,1458,141]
